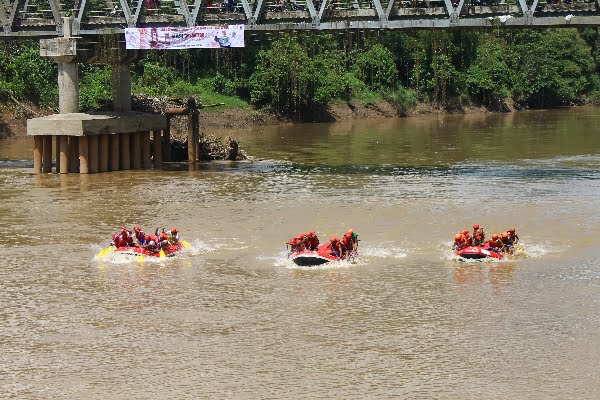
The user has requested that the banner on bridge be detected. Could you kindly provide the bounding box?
[125,25,244,50]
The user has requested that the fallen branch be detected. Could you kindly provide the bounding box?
[9,94,41,117]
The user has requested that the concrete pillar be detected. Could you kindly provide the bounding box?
[42,135,53,173]
[120,133,130,170]
[131,132,141,169]
[99,134,109,172]
[110,134,120,171]
[89,135,98,173]
[112,64,132,112]
[58,63,79,114]
[163,118,171,162]
[69,137,79,173]
[142,132,152,168]
[153,130,162,168]
[59,136,69,174]
[79,136,89,174]
[33,136,43,175]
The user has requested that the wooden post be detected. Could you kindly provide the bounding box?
[79,136,89,174]
[42,135,52,173]
[99,134,109,172]
[142,132,151,169]
[59,136,69,174]
[110,134,120,171]
[131,132,141,169]
[55,135,61,173]
[163,117,171,162]
[120,132,130,170]
[153,130,162,168]
[69,137,79,173]
[187,97,197,164]
[33,136,43,175]
[89,135,99,173]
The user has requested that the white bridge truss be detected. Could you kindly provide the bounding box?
[1,0,599,36]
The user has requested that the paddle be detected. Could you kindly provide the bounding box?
[159,248,166,258]
[181,240,191,249]
[97,245,113,258]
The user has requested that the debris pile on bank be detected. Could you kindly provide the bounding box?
[130,95,249,161]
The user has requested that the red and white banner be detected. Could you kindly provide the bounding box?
[125,25,245,49]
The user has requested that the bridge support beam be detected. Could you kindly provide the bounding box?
[112,64,132,112]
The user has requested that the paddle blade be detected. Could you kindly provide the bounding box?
[139,253,144,263]
[97,245,112,258]
[159,249,166,258]
[182,240,191,249]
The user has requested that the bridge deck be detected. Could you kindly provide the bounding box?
[1,0,599,36]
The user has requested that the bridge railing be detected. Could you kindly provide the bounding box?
[0,0,599,36]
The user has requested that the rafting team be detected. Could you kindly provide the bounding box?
[286,229,359,260]
[453,224,520,254]
[111,226,180,252]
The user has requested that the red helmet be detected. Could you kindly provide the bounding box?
[160,232,168,239]
[473,224,480,230]
[502,232,509,239]
[344,233,352,239]
[508,227,516,233]
[120,229,127,235]
[330,237,338,243]
[461,230,469,235]
[492,234,499,240]
[171,228,178,234]
[144,235,151,241]
[454,234,462,242]
[346,229,354,236]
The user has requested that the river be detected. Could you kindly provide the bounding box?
[1,108,599,398]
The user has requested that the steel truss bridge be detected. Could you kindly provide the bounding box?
[1,0,600,37]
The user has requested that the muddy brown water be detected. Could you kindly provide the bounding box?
[1,108,599,398]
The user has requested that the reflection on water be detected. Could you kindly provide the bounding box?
[1,108,600,398]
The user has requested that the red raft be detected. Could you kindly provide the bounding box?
[456,246,504,260]
[114,242,184,258]
[290,244,356,266]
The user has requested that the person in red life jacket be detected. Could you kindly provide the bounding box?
[305,231,319,251]
[461,230,472,246]
[328,236,344,260]
[287,234,305,252]
[133,226,146,246]
[486,234,503,253]
[472,225,485,246]
[143,234,159,253]
[507,227,519,245]
[110,233,126,248]
[342,229,358,256]
[112,229,133,247]
[453,233,466,251]
[501,232,513,254]
[167,228,179,245]
[158,231,169,250]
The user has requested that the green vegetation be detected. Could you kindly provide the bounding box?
[1,28,599,119]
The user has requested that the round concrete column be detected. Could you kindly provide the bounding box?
[142,132,152,169]
[89,135,98,173]
[99,134,109,172]
[58,63,79,114]
[79,136,89,174]
[120,133,130,170]
[131,133,141,169]
[33,136,43,175]
[42,136,53,173]
[110,134,120,171]
[59,136,69,174]
[112,64,132,112]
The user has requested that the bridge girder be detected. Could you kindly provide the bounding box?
[0,0,599,37]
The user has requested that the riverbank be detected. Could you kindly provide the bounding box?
[0,97,519,140]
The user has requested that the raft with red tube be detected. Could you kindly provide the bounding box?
[455,246,504,260]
